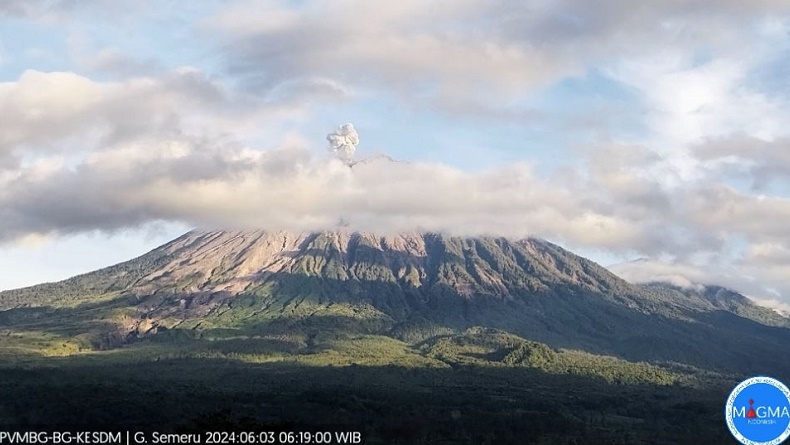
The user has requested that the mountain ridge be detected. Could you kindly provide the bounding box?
[1,229,789,374]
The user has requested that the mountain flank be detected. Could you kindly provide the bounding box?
[1,230,788,374]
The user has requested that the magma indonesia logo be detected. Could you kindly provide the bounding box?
[726,376,790,445]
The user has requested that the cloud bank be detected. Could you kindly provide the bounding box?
[2,0,790,305]
[610,258,790,317]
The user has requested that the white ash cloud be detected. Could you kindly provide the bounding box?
[326,123,359,164]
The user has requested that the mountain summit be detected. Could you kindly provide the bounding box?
[2,230,788,372]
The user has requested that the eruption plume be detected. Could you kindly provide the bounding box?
[327,123,359,164]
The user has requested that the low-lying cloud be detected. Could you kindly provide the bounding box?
[609,258,790,317]
[1,124,785,260]
[0,136,640,246]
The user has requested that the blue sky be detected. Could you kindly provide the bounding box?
[1,1,790,314]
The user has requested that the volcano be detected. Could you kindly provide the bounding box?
[2,230,788,373]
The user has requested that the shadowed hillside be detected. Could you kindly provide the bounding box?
[1,230,788,373]
[1,230,788,443]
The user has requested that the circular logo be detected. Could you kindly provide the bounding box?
[726,376,790,445]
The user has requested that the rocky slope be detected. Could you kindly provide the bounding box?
[1,230,788,372]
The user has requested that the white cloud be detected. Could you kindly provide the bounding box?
[3,71,790,307]
[747,297,790,317]
[0,137,649,249]
[0,69,307,169]
[610,256,790,316]
[203,0,577,109]
[608,260,709,289]
[3,1,790,308]
[692,136,790,191]
[203,0,790,116]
